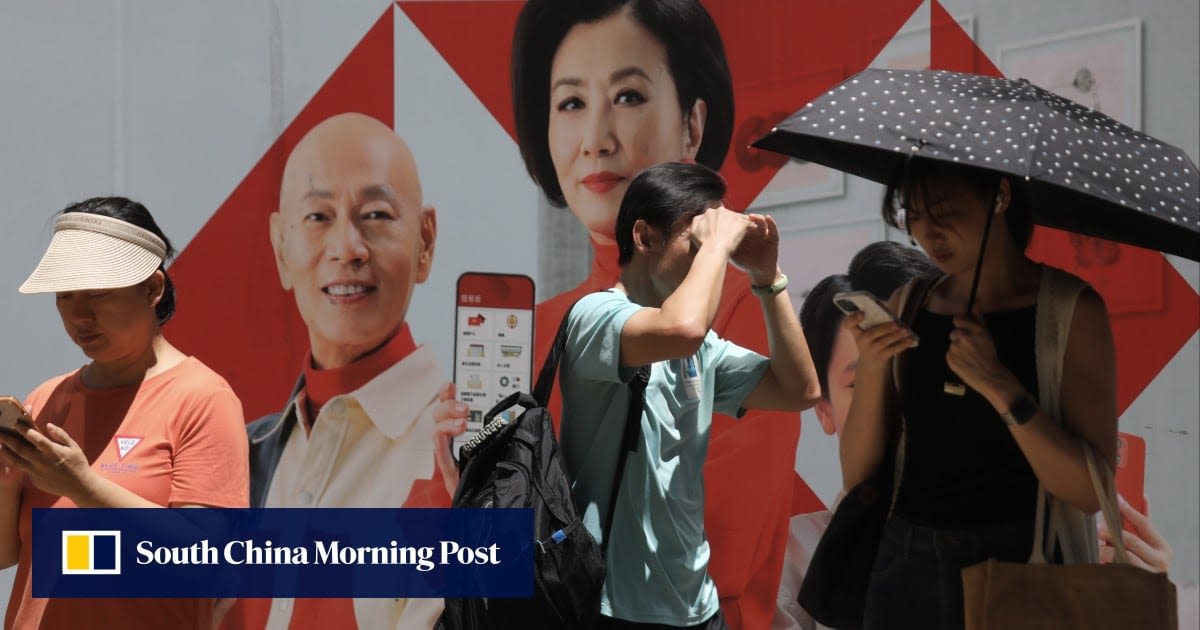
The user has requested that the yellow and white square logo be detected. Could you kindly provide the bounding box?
[62,531,121,575]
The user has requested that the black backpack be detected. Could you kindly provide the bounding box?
[439,305,648,630]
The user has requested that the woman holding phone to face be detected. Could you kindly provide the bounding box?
[840,161,1120,630]
[0,197,249,630]
[512,2,811,627]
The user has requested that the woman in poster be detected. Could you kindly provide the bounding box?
[511,1,805,626]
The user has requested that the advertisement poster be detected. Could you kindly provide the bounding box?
[1,1,1195,628]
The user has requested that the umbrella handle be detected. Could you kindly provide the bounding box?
[944,184,1004,398]
[943,378,968,396]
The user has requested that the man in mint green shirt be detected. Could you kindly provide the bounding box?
[559,162,822,629]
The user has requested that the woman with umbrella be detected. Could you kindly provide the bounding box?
[840,158,1116,629]
[754,67,1198,629]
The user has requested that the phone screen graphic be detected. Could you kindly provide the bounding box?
[453,273,535,458]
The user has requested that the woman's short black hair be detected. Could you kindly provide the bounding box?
[847,241,941,300]
[880,158,1035,250]
[800,241,940,399]
[615,162,725,266]
[60,196,178,324]
[512,0,734,207]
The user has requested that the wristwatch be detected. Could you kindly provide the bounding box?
[1000,393,1039,427]
[751,272,788,297]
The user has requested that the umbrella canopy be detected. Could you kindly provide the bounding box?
[752,68,1200,261]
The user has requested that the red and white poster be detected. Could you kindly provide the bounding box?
[1,1,1195,628]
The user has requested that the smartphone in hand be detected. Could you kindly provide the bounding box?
[833,291,919,345]
[452,273,535,458]
[0,396,36,436]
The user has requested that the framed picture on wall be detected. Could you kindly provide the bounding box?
[739,67,847,210]
[996,18,1142,130]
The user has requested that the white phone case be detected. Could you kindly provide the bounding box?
[833,292,919,347]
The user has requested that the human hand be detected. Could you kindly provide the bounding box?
[730,213,781,286]
[0,422,95,501]
[0,405,33,491]
[1098,495,1171,573]
[843,313,917,378]
[433,382,469,498]
[688,206,750,257]
[946,313,1017,402]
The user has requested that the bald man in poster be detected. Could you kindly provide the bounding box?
[243,113,466,629]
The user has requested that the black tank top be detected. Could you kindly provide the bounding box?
[893,304,1040,528]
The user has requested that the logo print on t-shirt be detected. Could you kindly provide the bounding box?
[114,435,143,461]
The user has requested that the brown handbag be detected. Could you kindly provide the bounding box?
[961,445,1178,630]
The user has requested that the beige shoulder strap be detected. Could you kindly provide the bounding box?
[1029,265,1096,564]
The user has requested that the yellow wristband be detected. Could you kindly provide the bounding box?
[750,272,788,297]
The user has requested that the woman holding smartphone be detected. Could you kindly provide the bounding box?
[0,197,249,630]
[511,2,812,626]
[840,161,1120,630]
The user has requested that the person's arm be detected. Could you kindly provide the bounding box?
[949,288,1118,513]
[839,288,917,490]
[734,213,820,410]
[619,207,747,367]
[0,465,23,568]
[0,423,165,508]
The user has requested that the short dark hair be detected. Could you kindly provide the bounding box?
[880,158,1034,250]
[800,241,940,399]
[60,197,178,324]
[615,162,726,266]
[847,241,940,300]
[512,0,734,207]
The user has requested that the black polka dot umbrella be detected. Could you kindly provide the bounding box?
[752,68,1200,261]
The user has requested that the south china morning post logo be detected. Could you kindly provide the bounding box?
[61,530,121,575]
[34,508,533,599]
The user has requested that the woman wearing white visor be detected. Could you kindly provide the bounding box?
[0,197,249,630]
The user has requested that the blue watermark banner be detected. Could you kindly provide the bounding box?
[33,508,533,598]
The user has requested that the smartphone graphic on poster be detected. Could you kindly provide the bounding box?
[1115,432,1147,532]
[453,272,535,458]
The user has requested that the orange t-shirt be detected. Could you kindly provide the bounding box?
[5,357,250,630]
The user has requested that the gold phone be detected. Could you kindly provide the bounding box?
[0,396,34,433]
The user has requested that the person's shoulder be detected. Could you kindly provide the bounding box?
[155,358,245,415]
[1039,264,1094,299]
[1040,264,1108,320]
[538,286,588,316]
[246,411,286,441]
[168,357,238,394]
[25,369,82,405]
[571,290,632,318]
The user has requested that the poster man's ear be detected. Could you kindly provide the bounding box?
[415,206,437,283]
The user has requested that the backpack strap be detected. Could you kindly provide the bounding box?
[602,365,649,555]
[533,295,649,555]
